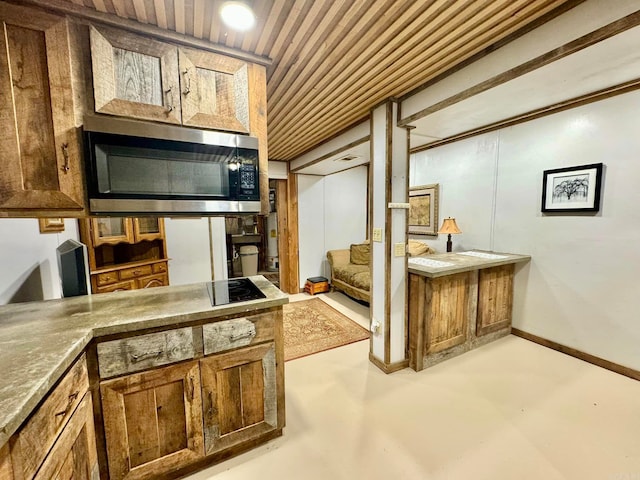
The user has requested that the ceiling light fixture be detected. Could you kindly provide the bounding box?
[220,1,256,32]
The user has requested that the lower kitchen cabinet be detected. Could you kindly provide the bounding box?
[0,444,13,480]
[200,342,278,454]
[34,395,99,480]
[100,361,204,480]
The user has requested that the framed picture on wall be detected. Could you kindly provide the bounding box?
[541,163,603,213]
[408,184,439,235]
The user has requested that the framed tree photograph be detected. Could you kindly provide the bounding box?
[408,183,439,235]
[541,163,603,213]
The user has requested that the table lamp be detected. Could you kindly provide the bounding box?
[438,217,461,252]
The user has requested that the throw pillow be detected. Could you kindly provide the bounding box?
[350,243,370,265]
[407,240,434,256]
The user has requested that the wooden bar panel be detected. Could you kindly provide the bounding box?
[477,264,514,336]
[426,272,469,354]
[218,367,243,436]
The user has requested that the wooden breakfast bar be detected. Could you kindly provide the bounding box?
[407,251,530,372]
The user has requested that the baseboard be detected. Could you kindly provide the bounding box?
[368,352,409,374]
[511,328,640,382]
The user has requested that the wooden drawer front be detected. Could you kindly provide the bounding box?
[152,262,168,274]
[34,394,99,480]
[137,273,168,289]
[97,327,195,379]
[95,280,136,294]
[12,354,89,480]
[0,443,13,480]
[119,264,152,280]
[203,312,274,356]
[96,271,119,286]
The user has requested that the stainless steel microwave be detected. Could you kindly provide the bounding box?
[83,116,260,215]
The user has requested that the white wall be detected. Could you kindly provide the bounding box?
[0,218,80,304]
[411,90,640,371]
[164,217,213,285]
[297,166,368,286]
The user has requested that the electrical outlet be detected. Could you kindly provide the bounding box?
[372,228,382,242]
[394,242,405,257]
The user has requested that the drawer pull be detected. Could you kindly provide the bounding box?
[130,350,164,363]
[229,327,256,342]
[133,270,141,275]
[54,391,79,418]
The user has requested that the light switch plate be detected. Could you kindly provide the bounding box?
[372,228,382,242]
[394,242,405,257]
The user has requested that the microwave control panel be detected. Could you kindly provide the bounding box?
[240,164,256,190]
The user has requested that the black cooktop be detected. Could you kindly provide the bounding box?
[206,278,266,306]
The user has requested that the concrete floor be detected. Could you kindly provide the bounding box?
[188,292,640,480]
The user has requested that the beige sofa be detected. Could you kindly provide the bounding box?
[327,240,434,304]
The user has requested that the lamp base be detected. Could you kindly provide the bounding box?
[446,234,452,252]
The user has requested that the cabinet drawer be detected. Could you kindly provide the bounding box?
[95,280,136,294]
[12,354,89,480]
[137,273,168,289]
[152,262,168,274]
[119,264,153,280]
[203,312,275,355]
[97,327,195,379]
[96,271,119,286]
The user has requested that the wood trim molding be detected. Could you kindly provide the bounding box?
[397,0,586,111]
[400,8,640,126]
[13,0,272,66]
[383,101,393,365]
[511,328,640,382]
[368,115,375,359]
[289,136,370,173]
[410,77,640,153]
[368,352,410,375]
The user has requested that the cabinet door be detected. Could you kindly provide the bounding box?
[91,217,134,246]
[34,394,99,480]
[178,47,249,133]
[132,218,165,242]
[200,342,278,455]
[0,5,84,212]
[90,25,181,124]
[101,361,204,480]
[0,443,13,480]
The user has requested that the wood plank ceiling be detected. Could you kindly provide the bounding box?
[55,0,578,161]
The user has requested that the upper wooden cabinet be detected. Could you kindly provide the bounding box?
[90,25,250,133]
[0,3,84,215]
[90,25,181,125]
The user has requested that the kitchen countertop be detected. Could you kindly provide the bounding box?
[408,250,531,278]
[0,276,287,448]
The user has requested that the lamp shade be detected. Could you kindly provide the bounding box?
[438,218,461,234]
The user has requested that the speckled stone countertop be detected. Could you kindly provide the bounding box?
[0,276,287,448]
[408,250,531,278]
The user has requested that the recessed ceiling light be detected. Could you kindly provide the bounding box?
[220,1,256,32]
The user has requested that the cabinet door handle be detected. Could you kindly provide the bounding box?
[130,350,164,363]
[61,143,70,174]
[182,69,191,95]
[164,86,175,112]
[54,391,79,418]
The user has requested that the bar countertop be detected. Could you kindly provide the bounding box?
[0,276,287,448]
[408,250,531,278]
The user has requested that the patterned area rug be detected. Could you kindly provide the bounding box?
[283,298,370,361]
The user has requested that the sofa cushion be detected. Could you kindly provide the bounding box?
[350,271,371,291]
[350,243,370,265]
[333,264,370,291]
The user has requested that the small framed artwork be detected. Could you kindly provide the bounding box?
[541,163,603,213]
[38,218,65,234]
[408,183,439,235]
